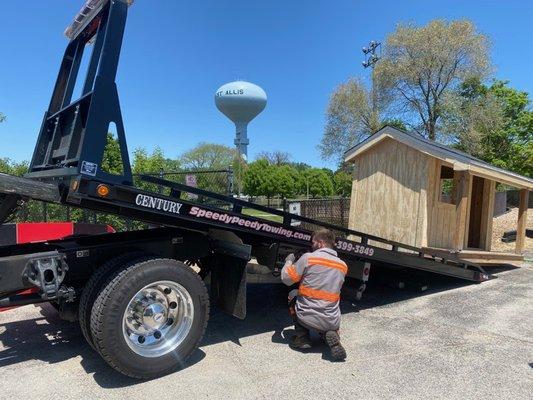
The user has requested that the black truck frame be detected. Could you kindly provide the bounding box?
[0,0,491,379]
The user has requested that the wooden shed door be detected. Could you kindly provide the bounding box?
[468,176,485,248]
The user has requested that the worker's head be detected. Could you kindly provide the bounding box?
[311,228,336,251]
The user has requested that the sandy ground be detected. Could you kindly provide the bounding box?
[491,207,533,253]
[0,265,531,400]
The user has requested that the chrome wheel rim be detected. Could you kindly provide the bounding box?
[122,280,194,358]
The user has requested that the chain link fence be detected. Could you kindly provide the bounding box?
[283,197,351,234]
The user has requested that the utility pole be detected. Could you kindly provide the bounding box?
[362,40,381,133]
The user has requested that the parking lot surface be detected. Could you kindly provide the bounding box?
[0,264,532,400]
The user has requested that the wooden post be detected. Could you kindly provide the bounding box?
[515,189,529,254]
[453,171,469,251]
[463,173,474,248]
[480,180,496,251]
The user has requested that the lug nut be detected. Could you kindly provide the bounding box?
[167,318,174,326]
[154,331,162,339]
[138,336,146,344]
[169,301,177,309]
[164,288,171,295]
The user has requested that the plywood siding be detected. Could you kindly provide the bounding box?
[348,159,360,233]
[349,138,429,247]
[427,159,456,248]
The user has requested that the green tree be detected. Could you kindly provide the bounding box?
[333,171,352,197]
[131,147,175,193]
[256,151,291,166]
[0,158,27,176]
[243,159,271,198]
[488,81,533,177]
[319,78,408,164]
[320,78,380,163]
[302,168,334,198]
[273,165,301,198]
[243,162,301,201]
[179,143,240,194]
[381,118,407,131]
[0,158,70,224]
[290,162,312,172]
[180,143,237,170]
[441,78,504,156]
[132,147,169,175]
[376,19,491,140]
[445,79,533,177]
[231,155,247,195]
[101,133,124,175]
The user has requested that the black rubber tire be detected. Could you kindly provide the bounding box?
[78,252,148,350]
[90,258,210,379]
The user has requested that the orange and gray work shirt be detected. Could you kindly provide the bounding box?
[281,248,347,332]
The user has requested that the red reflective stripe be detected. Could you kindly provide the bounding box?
[16,223,74,244]
[299,285,340,302]
[308,258,348,275]
[286,265,301,283]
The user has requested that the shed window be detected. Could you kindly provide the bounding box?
[439,166,456,205]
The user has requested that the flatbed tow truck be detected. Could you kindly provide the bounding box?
[0,0,491,379]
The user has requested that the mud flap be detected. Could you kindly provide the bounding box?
[210,255,248,320]
[208,229,251,320]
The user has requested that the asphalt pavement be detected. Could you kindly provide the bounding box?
[0,263,531,400]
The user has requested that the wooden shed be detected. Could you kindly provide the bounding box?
[344,126,533,264]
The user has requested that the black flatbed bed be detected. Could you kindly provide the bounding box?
[0,171,491,285]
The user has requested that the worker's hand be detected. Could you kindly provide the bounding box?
[285,253,295,265]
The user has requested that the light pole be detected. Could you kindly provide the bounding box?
[362,40,381,133]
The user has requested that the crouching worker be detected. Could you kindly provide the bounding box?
[281,228,347,361]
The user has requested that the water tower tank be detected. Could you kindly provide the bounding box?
[215,81,267,159]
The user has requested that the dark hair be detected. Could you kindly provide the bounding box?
[312,228,336,248]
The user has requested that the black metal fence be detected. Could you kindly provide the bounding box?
[283,197,351,232]
[507,189,533,208]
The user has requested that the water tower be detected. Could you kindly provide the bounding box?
[215,81,267,159]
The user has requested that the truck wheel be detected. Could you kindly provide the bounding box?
[90,258,209,379]
[78,252,148,350]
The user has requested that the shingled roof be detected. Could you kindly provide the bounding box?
[344,126,533,190]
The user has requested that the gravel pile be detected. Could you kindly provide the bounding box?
[491,207,533,252]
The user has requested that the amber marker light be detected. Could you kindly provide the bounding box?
[96,184,110,197]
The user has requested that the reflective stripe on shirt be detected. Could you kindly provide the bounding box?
[299,284,340,302]
[307,257,348,275]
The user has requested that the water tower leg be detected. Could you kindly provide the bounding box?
[235,122,250,160]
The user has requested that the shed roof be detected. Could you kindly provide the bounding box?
[344,126,533,190]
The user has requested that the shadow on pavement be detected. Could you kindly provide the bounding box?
[0,265,515,387]
[201,269,478,349]
[0,304,205,388]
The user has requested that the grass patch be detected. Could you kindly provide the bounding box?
[242,207,283,223]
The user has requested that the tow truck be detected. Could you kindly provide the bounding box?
[0,0,491,379]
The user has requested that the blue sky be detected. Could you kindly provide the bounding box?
[0,0,531,169]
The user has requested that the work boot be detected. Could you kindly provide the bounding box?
[325,331,346,361]
[289,334,313,350]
